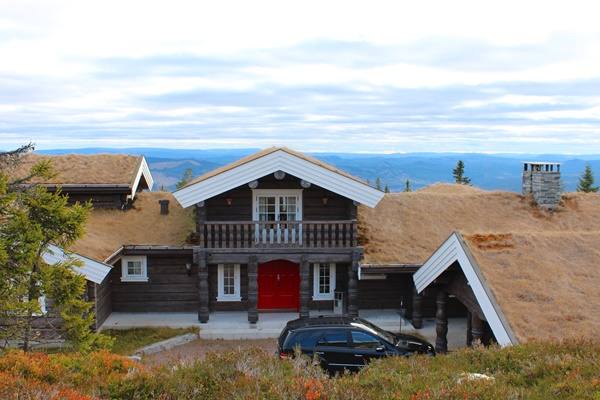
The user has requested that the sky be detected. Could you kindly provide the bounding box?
[2,1,600,153]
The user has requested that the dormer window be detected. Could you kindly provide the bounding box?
[121,255,148,282]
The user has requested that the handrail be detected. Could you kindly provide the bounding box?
[197,220,358,249]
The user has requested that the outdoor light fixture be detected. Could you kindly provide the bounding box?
[322,196,329,206]
[248,180,259,189]
[185,263,192,276]
[300,179,311,188]
[226,197,233,206]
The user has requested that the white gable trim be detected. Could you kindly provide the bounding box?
[413,232,517,346]
[43,244,112,284]
[173,150,384,208]
[130,157,154,199]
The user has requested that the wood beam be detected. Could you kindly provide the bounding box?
[195,248,209,323]
[299,255,310,319]
[412,285,423,329]
[247,255,258,324]
[347,250,360,317]
[435,289,449,354]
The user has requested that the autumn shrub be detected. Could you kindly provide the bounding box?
[1,340,600,399]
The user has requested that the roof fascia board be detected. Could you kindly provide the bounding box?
[44,244,112,284]
[130,157,154,198]
[413,232,516,346]
[173,150,383,208]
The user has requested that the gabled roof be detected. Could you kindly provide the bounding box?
[43,244,112,284]
[415,230,600,344]
[71,191,195,262]
[413,232,517,346]
[8,154,154,199]
[173,147,383,208]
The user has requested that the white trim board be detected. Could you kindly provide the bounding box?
[130,156,154,199]
[413,232,518,347]
[173,149,384,208]
[43,244,112,284]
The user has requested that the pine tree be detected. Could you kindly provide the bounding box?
[0,145,112,351]
[384,184,390,193]
[404,179,412,192]
[375,177,382,191]
[452,160,471,185]
[176,168,194,189]
[577,164,599,193]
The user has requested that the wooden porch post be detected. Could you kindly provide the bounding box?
[299,255,310,319]
[195,248,209,323]
[412,286,423,329]
[470,312,484,346]
[247,255,258,324]
[435,289,448,353]
[347,250,360,317]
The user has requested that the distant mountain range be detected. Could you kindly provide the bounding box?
[37,147,600,192]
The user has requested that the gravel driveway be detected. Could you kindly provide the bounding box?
[143,338,278,366]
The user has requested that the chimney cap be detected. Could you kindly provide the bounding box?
[158,199,170,215]
[523,161,561,165]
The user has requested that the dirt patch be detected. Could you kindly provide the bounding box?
[142,338,278,367]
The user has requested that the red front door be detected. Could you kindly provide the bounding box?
[258,260,300,310]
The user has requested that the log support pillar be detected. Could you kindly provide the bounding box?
[347,250,360,317]
[247,255,258,324]
[195,248,209,323]
[470,312,484,346]
[435,289,449,353]
[412,286,423,329]
[299,256,310,319]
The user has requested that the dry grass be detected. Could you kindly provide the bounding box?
[9,153,142,185]
[183,147,369,188]
[466,232,600,342]
[359,183,600,264]
[71,191,195,261]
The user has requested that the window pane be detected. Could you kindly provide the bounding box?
[223,264,236,295]
[293,330,323,350]
[319,264,330,294]
[279,196,297,221]
[317,330,348,347]
[258,196,276,221]
[127,261,142,276]
[351,331,382,349]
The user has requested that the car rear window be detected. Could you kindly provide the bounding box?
[286,329,323,350]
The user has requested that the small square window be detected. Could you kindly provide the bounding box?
[121,256,148,282]
[218,264,241,301]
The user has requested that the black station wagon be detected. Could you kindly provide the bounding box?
[278,316,434,373]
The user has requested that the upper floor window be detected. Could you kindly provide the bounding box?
[253,189,302,222]
[217,263,241,301]
[121,255,148,282]
[313,263,336,300]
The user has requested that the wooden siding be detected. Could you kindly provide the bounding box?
[66,192,127,209]
[111,254,198,312]
[203,173,355,222]
[93,278,112,329]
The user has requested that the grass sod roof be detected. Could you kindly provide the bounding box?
[71,191,195,261]
[464,232,600,343]
[358,183,600,264]
[181,146,370,188]
[8,153,143,185]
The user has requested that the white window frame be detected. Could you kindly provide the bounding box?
[121,255,148,282]
[217,263,241,302]
[312,263,336,300]
[252,189,303,221]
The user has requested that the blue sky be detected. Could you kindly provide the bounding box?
[1,0,600,153]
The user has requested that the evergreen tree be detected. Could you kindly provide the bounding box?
[577,164,599,193]
[375,177,382,191]
[404,179,412,192]
[176,168,194,189]
[384,184,390,193]
[452,160,471,185]
[0,145,112,351]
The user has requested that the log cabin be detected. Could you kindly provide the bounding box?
[18,151,600,350]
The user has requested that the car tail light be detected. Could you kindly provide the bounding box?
[279,351,292,360]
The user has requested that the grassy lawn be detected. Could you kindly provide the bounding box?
[104,327,198,355]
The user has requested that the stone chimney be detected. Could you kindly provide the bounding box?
[522,162,561,209]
